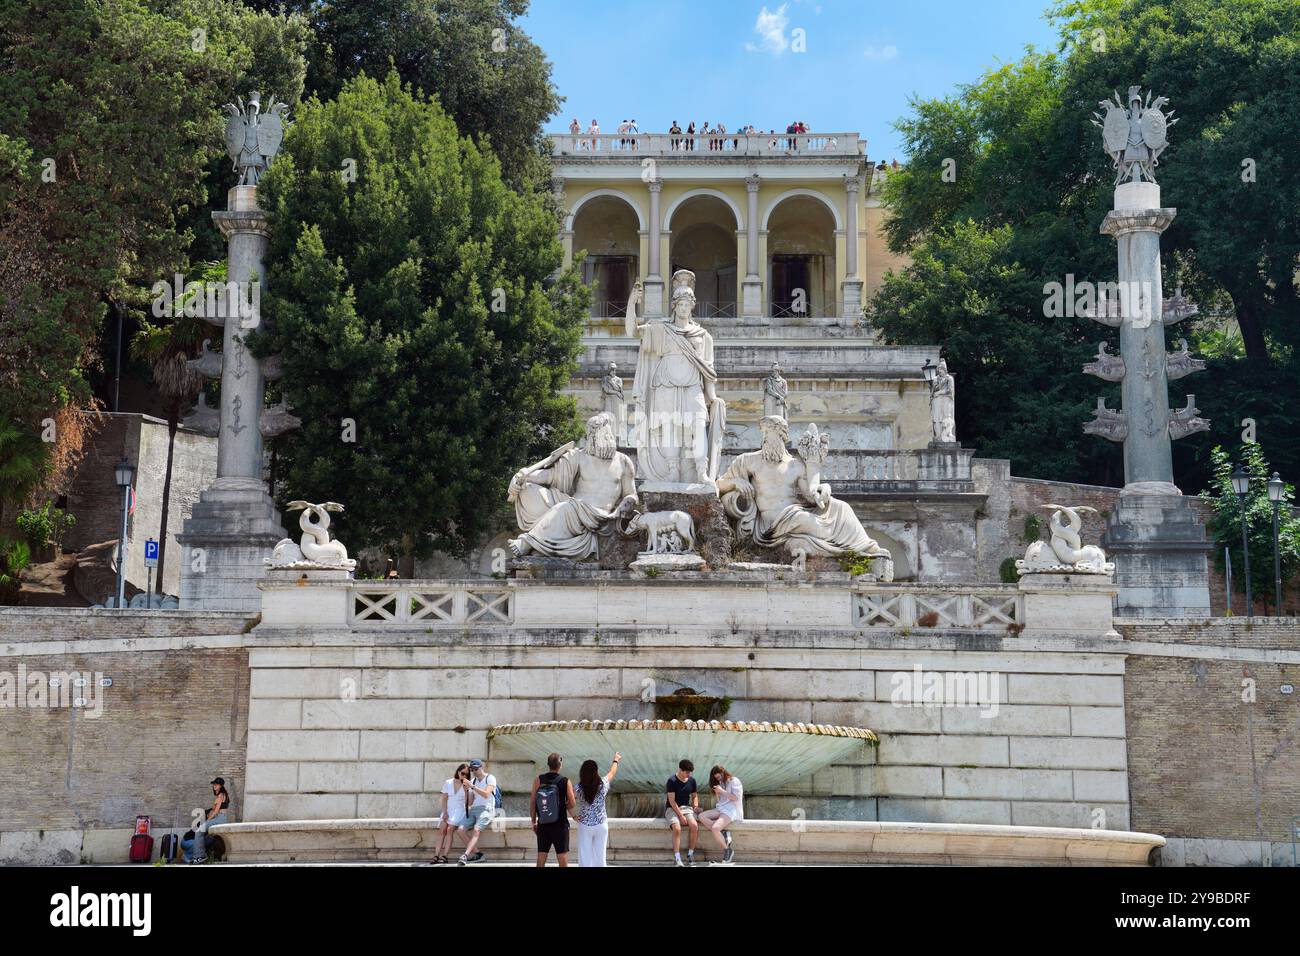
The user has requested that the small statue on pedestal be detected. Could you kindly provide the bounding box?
[928,359,956,444]
[268,501,357,571]
[1016,504,1114,575]
[763,362,788,420]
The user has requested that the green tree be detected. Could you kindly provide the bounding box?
[1203,443,1300,614]
[870,220,1121,484]
[871,0,1300,488]
[0,0,307,508]
[248,0,562,191]
[256,72,588,559]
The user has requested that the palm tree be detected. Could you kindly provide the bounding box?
[133,317,206,596]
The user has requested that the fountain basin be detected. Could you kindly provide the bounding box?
[488,719,877,792]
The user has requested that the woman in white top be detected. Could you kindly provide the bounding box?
[432,763,470,864]
[698,764,742,864]
[572,752,620,867]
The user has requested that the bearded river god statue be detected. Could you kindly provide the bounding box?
[508,413,638,559]
[717,416,893,575]
[625,270,727,489]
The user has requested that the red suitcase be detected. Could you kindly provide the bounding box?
[129,833,154,863]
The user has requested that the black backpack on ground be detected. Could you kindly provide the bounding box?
[535,774,566,825]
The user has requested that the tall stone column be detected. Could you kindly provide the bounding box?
[1102,183,1178,491]
[742,174,763,316]
[1083,87,1211,617]
[840,174,864,320]
[644,179,665,317]
[177,183,291,612]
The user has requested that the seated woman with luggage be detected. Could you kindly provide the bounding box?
[182,777,231,864]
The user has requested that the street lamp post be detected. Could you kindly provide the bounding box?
[1267,472,1285,616]
[114,456,135,609]
[921,358,937,384]
[1230,463,1252,619]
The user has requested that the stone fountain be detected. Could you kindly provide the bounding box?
[487,719,877,794]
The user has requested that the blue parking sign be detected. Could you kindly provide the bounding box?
[144,539,159,568]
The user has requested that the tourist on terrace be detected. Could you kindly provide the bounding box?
[617,118,630,148]
[586,118,600,150]
[569,117,581,147]
[530,752,576,867]
[665,758,700,866]
[457,759,497,865]
[573,752,620,866]
[698,765,742,865]
[182,776,231,864]
[686,121,696,151]
[670,120,682,150]
[431,763,471,864]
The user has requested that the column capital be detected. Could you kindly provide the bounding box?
[745,174,761,193]
[844,174,862,194]
[1100,208,1176,238]
[647,179,664,194]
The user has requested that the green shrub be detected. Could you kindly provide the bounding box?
[998,556,1019,583]
[15,501,76,551]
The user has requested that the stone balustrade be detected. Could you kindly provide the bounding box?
[259,572,1117,638]
[551,132,863,158]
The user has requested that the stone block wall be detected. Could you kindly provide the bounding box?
[1121,618,1300,845]
[241,627,1132,831]
[59,412,216,597]
[0,608,255,862]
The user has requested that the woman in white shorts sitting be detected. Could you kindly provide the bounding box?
[432,763,470,864]
[698,764,742,865]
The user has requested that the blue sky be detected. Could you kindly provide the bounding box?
[522,0,1062,162]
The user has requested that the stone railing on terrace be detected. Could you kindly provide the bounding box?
[551,132,863,158]
[257,572,1117,639]
[347,581,513,626]
[852,584,1022,630]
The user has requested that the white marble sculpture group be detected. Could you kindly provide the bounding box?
[1016,505,1114,576]
[506,269,894,575]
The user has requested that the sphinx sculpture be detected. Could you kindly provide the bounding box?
[268,501,356,571]
[1016,504,1114,575]
[508,412,638,559]
[717,416,893,573]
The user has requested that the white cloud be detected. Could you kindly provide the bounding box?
[745,4,790,55]
[864,44,898,60]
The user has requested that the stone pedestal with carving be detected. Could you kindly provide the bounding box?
[1103,494,1211,618]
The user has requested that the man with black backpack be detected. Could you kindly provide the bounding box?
[530,752,576,867]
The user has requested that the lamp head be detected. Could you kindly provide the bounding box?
[1229,463,1251,498]
[922,359,937,383]
[1267,472,1285,504]
[114,456,135,489]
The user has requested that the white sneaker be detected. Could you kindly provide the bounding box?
[675,856,685,867]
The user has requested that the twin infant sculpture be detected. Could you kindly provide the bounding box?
[507,410,893,572]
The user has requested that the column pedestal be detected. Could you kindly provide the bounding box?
[1102,493,1212,618]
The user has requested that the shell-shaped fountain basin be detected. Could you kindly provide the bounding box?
[488,720,877,793]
